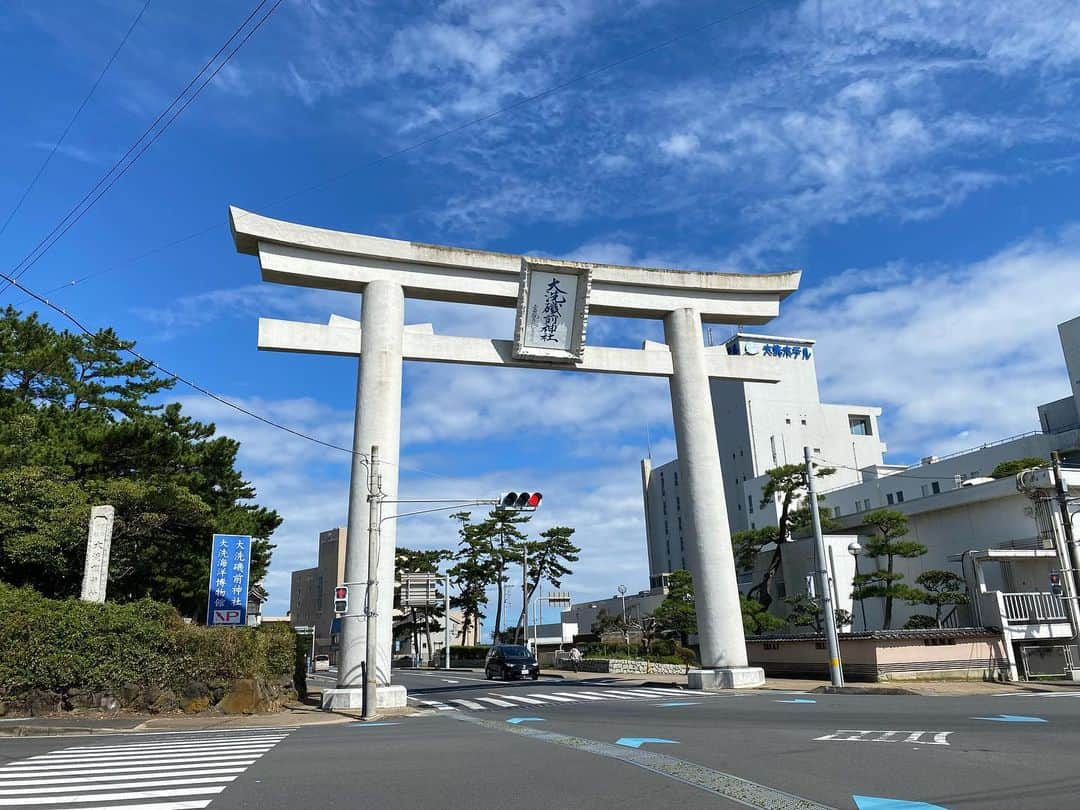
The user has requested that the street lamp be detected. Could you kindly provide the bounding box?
[848,541,867,632]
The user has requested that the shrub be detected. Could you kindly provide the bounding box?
[449,645,489,659]
[0,583,296,698]
[902,614,939,630]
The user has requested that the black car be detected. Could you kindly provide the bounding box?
[484,644,540,680]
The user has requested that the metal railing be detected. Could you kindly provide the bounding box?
[1002,592,1068,623]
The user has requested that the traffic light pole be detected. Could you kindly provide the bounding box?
[805,446,844,688]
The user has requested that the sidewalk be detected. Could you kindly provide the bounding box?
[540,668,1080,696]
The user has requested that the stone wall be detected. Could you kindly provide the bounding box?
[556,658,687,675]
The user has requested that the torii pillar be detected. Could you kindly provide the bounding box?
[230,206,802,706]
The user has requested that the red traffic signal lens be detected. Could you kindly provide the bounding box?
[527,492,542,508]
[335,586,348,599]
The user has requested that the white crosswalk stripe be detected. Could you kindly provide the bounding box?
[408,686,723,712]
[0,729,290,809]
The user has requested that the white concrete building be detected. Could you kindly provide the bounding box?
[642,331,887,586]
[819,315,1080,519]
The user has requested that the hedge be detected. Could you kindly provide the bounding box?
[0,583,297,696]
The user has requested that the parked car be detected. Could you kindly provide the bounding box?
[484,644,540,680]
[313,654,331,672]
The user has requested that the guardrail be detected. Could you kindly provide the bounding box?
[1002,592,1067,623]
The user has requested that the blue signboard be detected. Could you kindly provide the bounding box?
[206,534,252,626]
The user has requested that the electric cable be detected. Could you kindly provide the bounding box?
[0,0,152,241]
[0,0,285,296]
[12,0,777,301]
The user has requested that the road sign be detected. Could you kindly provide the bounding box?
[401,573,440,607]
[206,534,252,626]
[547,591,571,606]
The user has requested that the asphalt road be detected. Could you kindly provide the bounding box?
[3,673,1079,810]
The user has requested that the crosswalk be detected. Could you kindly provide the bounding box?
[411,686,722,712]
[0,727,295,809]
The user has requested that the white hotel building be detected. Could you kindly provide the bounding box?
[640,316,1080,676]
[641,331,888,586]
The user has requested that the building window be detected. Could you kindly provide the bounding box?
[855,501,863,513]
[677,516,682,531]
[674,471,678,486]
[921,484,929,497]
[932,481,941,494]
[896,491,904,503]
[770,436,778,466]
[834,505,841,517]
[800,418,807,426]
[663,501,667,515]
[849,415,872,436]
[748,495,754,514]
[664,521,669,535]
[886,493,894,505]
[676,497,680,511]
[863,499,871,510]
[785,418,792,425]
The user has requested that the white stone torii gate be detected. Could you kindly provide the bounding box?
[229,206,801,705]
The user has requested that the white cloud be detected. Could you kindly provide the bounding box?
[774,225,1080,458]
[659,132,699,158]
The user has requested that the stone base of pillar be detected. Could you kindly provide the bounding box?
[687,667,765,690]
[320,685,408,711]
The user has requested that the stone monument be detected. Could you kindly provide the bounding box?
[80,505,115,603]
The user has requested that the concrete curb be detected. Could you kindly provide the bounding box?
[812,685,919,696]
[0,725,130,737]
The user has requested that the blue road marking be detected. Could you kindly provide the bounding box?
[654,701,702,707]
[853,795,948,809]
[346,722,401,728]
[972,714,1047,723]
[506,717,545,724]
[775,698,817,704]
[615,737,679,749]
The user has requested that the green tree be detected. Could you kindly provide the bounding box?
[734,462,835,609]
[447,512,494,644]
[741,595,785,635]
[782,593,853,633]
[394,547,452,661]
[990,457,1047,479]
[0,307,279,617]
[482,508,530,640]
[512,525,580,643]
[908,570,969,628]
[851,509,927,629]
[652,569,698,646]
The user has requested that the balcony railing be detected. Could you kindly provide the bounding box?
[1002,592,1067,623]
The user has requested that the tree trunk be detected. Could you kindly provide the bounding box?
[424,609,434,667]
[493,578,504,640]
[748,545,783,609]
[883,555,895,630]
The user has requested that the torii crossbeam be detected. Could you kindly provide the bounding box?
[230,206,802,707]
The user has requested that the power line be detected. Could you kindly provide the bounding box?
[0,0,285,297]
[0,0,152,241]
[14,0,778,300]
[0,266,362,460]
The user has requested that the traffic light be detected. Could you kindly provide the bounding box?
[1050,572,1064,598]
[334,585,349,613]
[499,491,543,511]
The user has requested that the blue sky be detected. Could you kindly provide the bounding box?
[4,0,1080,622]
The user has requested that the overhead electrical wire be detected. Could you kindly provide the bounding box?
[0,0,152,241]
[0,0,286,297]
[11,0,777,302]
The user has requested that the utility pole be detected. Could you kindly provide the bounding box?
[1051,453,1080,669]
[805,446,844,688]
[363,445,382,721]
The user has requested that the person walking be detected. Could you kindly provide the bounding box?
[568,645,582,673]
